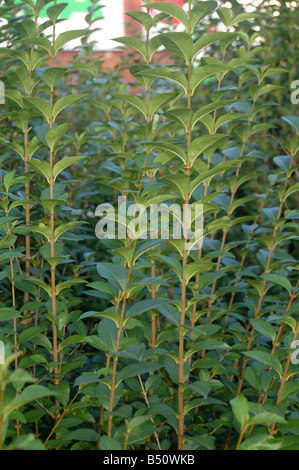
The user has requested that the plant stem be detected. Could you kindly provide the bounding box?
[48,1,60,421]
[178,24,193,445]
[0,367,5,450]
[237,153,295,395]
[23,13,38,316]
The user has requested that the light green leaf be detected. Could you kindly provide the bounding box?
[250,319,277,343]
[53,156,87,181]
[262,274,292,295]
[52,94,87,121]
[27,160,51,181]
[230,394,249,427]
[192,32,235,60]
[54,30,87,53]
[23,97,51,122]
[54,221,86,240]
[45,124,69,151]
[114,94,147,118]
[243,350,282,377]
[146,2,189,29]
[189,2,218,31]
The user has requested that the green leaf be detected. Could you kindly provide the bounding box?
[28,278,52,297]
[189,135,228,164]
[5,89,24,108]
[65,429,100,442]
[154,255,182,281]
[243,350,282,377]
[149,92,179,118]
[43,67,67,89]
[80,310,120,326]
[47,2,68,23]
[113,37,147,60]
[230,394,249,427]
[0,308,21,321]
[262,274,292,295]
[54,221,86,241]
[189,2,218,32]
[189,339,230,352]
[281,382,299,401]
[56,279,87,295]
[161,32,193,63]
[184,262,213,284]
[27,160,51,181]
[125,11,155,31]
[26,137,43,159]
[152,141,187,163]
[87,281,116,297]
[23,97,51,122]
[26,223,52,242]
[281,316,297,333]
[100,436,122,451]
[165,108,193,131]
[19,327,44,345]
[250,84,282,101]
[4,385,57,420]
[53,156,87,181]
[278,436,299,451]
[25,37,52,54]
[160,173,190,198]
[191,99,240,128]
[216,7,233,27]
[117,361,162,383]
[192,32,235,60]
[240,435,281,451]
[190,161,238,195]
[52,95,87,121]
[247,412,286,426]
[97,263,128,292]
[250,319,277,343]
[126,299,170,319]
[146,2,189,29]
[190,64,231,93]
[136,67,188,93]
[6,142,24,159]
[231,12,258,26]
[114,94,147,118]
[282,115,299,132]
[54,30,87,53]
[286,182,299,199]
[0,251,24,260]
[45,124,69,151]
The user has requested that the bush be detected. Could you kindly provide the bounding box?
[0,0,298,451]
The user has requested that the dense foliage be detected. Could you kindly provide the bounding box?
[0,0,298,451]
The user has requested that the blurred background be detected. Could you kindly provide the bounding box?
[15,0,297,77]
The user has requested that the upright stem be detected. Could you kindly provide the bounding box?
[24,13,38,315]
[5,198,20,438]
[178,4,193,444]
[269,319,299,435]
[107,164,150,437]
[48,1,60,421]
[237,153,295,395]
[108,4,158,439]
[0,367,5,450]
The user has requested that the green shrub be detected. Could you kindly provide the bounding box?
[0,0,298,451]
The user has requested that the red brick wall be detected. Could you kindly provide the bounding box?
[124,0,143,34]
